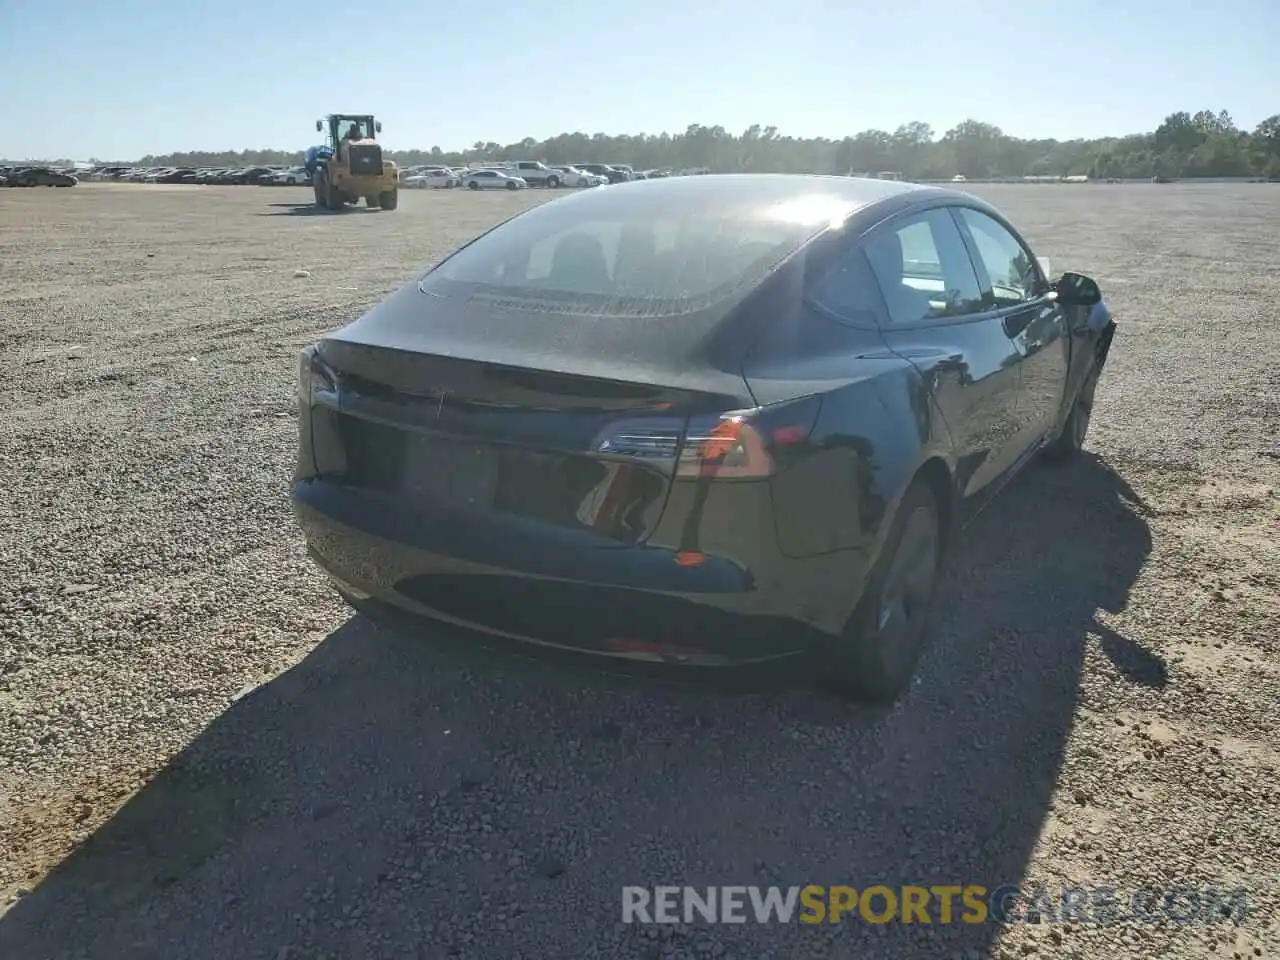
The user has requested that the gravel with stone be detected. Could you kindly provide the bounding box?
[1,182,1277,959]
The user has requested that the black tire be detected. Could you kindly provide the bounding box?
[313,174,325,208]
[314,170,342,210]
[323,177,342,211]
[468,180,480,190]
[506,180,518,190]
[378,190,398,210]
[546,175,560,188]
[1043,366,1099,462]
[823,479,943,703]
[366,195,381,208]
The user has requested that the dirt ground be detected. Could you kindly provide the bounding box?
[0,181,1277,959]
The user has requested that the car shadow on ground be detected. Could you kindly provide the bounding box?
[1,453,1158,959]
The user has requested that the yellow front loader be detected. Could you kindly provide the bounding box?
[310,113,399,211]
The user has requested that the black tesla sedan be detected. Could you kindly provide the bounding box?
[293,174,1115,702]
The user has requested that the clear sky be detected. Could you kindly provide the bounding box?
[2,0,1275,161]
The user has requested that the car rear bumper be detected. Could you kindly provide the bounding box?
[293,479,853,666]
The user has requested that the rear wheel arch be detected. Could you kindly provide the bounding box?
[851,451,956,610]
[824,468,948,703]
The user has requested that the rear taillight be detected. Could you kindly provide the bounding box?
[591,395,821,480]
[298,345,337,406]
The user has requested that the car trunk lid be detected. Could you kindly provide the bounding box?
[308,282,756,546]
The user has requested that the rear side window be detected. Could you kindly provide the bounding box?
[422,197,820,308]
[808,247,886,326]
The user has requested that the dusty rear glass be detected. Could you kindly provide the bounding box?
[419,181,860,312]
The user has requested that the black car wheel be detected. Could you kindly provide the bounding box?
[1043,366,1099,462]
[546,175,560,189]
[506,180,518,190]
[468,180,480,190]
[825,479,942,703]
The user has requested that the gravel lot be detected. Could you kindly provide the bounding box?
[1,182,1277,959]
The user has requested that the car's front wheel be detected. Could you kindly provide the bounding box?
[506,180,518,190]
[468,180,480,190]
[824,479,942,703]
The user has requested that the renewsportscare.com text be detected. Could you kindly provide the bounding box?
[622,885,1250,926]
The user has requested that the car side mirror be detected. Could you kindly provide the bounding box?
[316,120,323,132]
[1054,272,1102,308]
[375,121,383,133]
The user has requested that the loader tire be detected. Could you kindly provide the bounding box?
[316,171,342,211]
[378,190,398,210]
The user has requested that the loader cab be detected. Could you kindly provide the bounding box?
[315,115,384,177]
[317,115,381,152]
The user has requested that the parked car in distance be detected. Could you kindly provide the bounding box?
[272,166,312,185]
[461,169,527,190]
[606,163,636,181]
[492,161,563,188]
[574,163,628,184]
[548,165,607,187]
[6,166,79,187]
[292,174,1116,704]
[406,169,459,189]
[234,166,276,185]
[156,168,199,184]
[402,165,456,182]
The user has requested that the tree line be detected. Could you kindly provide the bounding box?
[112,109,1280,180]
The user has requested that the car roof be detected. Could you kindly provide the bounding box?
[520,173,959,227]
[607,172,928,202]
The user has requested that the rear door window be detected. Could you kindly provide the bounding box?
[864,209,985,325]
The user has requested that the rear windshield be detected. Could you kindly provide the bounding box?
[419,187,837,311]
